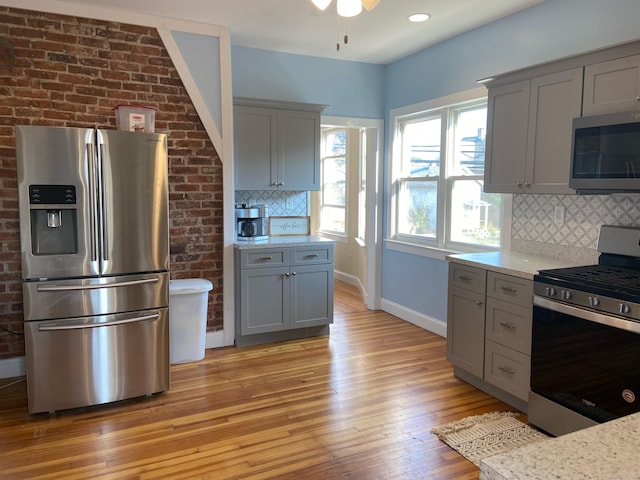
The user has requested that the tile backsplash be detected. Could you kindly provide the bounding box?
[235,190,308,216]
[511,193,640,261]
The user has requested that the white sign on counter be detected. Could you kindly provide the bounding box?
[269,216,310,236]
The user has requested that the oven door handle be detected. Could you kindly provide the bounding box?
[38,313,160,331]
[534,296,640,334]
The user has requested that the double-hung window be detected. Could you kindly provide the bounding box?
[390,91,502,251]
[319,128,347,236]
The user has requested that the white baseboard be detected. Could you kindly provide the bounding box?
[0,356,25,379]
[205,329,227,349]
[380,298,447,338]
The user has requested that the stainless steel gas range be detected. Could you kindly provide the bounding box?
[529,225,640,436]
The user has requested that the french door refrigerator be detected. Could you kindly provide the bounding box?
[16,125,170,414]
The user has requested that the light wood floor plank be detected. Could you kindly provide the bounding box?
[0,280,517,479]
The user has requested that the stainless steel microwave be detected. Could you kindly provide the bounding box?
[570,111,640,193]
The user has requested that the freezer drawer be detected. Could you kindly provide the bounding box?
[24,308,170,413]
[23,272,169,321]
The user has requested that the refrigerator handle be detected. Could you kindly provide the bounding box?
[98,142,109,261]
[86,141,99,262]
[37,276,159,292]
[38,313,160,331]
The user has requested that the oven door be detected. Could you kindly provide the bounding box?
[531,296,640,423]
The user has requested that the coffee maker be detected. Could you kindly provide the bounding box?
[235,204,269,241]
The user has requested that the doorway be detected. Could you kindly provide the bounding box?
[311,116,383,310]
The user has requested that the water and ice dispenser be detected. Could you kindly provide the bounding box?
[28,185,78,255]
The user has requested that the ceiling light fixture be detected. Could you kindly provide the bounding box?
[310,0,383,51]
[408,13,430,23]
[336,0,362,17]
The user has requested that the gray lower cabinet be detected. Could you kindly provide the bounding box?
[447,262,533,410]
[236,244,334,345]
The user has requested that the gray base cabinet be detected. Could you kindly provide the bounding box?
[235,244,334,345]
[447,262,533,409]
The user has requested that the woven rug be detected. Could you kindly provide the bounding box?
[430,412,548,466]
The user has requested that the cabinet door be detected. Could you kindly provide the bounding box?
[234,106,278,190]
[277,110,320,191]
[446,285,485,378]
[525,68,582,194]
[583,55,640,115]
[290,264,333,328]
[484,80,530,193]
[239,266,289,335]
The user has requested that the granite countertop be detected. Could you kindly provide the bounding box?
[234,235,334,249]
[446,250,596,280]
[480,412,640,479]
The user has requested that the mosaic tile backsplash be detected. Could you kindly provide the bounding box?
[512,193,640,251]
[235,190,308,216]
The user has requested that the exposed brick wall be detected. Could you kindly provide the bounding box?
[0,7,224,359]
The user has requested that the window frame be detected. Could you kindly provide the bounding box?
[387,87,504,258]
[318,127,348,238]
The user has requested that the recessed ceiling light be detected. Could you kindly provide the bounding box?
[408,13,430,23]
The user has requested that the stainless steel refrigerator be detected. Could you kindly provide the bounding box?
[16,125,170,414]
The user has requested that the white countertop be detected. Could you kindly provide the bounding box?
[446,251,594,280]
[480,412,640,480]
[234,235,334,249]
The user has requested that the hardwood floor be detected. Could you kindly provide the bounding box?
[0,281,516,479]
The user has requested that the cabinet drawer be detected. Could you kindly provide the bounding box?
[240,248,288,269]
[291,246,333,265]
[484,340,531,401]
[485,298,532,355]
[448,263,486,294]
[487,272,532,307]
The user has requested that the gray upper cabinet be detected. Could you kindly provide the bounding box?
[484,68,582,194]
[583,54,640,115]
[233,100,324,191]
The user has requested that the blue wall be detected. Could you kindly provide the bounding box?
[231,46,385,118]
[230,0,640,328]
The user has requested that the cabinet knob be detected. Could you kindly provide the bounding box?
[475,300,483,306]
[524,182,531,187]
[498,365,515,375]
[284,272,290,277]
[291,271,296,276]
[516,182,523,188]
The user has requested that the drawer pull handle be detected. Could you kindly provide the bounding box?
[500,286,517,293]
[304,254,319,258]
[499,321,516,330]
[259,256,273,261]
[498,366,515,375]
[458,275,472,282]
[475,301,483,306]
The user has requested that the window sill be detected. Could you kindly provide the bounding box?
[384,238,498,261]
[318,231,348,243]
[384,239,455,261]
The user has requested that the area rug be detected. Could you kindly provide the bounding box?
[430,411,549,466]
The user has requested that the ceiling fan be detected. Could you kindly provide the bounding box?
[311,0,382,18]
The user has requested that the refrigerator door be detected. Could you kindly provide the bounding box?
[22,272,169,321]
[24,308,170,413]
[16,126,99,280]
[97,129,169,275]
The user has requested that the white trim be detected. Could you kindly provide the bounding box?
[0,356,25,379]
[219,27,236,347]
[381,298,447,338]
[205,329,226,349]
[389,86,487,119]
[334,270,368,307]
[0,0,223,35]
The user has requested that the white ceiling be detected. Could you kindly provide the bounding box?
[57,0,545,64]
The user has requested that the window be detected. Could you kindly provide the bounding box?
[391,92,502,251]
[319,128,347,235]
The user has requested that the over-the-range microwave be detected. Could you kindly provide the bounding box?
[570,110,640,193]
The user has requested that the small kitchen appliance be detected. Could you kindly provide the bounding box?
[530,225,640,436]
[235,204,268,241]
